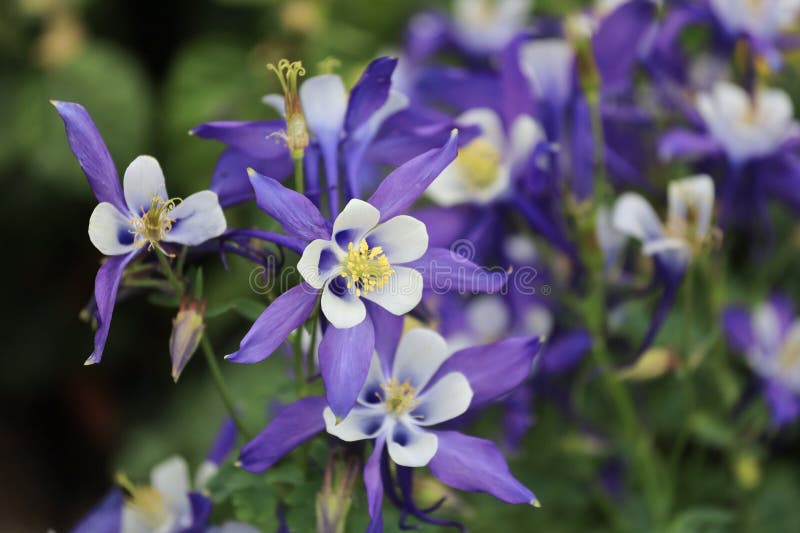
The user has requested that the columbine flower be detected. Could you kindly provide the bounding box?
[724,296,800,427]
[52,101,227,364]
[426,108,543,206]
[236,327,542,532]
[613,174,715,272]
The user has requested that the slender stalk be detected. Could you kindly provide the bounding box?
[307,309,319,378]
[294,155,304,195]
[155,248,184,293]
[293,327,305,394]
[201,335,252,440]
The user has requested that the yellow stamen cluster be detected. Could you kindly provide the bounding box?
[339,240,393,297]
[778,328,800,373]
[379,377,420,417]
[129,195,181,254]
[456,138,502,191]
[116,473,168,528]
[267,59,309,157]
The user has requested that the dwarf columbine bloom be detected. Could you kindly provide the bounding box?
[297,199,427,329]
[426,108,543,206]
[724,297,800,427]
[613,175,715,271]
[709,0,800,55]
[53,101,227,364]
[324,329,473,466]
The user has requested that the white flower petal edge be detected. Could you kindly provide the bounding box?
[667,174,714,242]
[324,406,386,441]
[414,372,473,426]
[163,190,227,246]
[300,74,348,142]
[612,192,664,242]
[298,239,343,289]
[88,202,135,256]
[365,215,428,264]
[331,199,381,250]
[361,266,423,316]
[392,328,450,389]
[519,38,575,107]
[123,155,168,215]
[387,422,439,467]
[321,279,367,329]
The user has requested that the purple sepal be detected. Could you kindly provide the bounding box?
[415,66,502,112]
[206,417,237,465]
[226,283,318,364]
[408,247,508,294]
[188,492,212,530]
[429,431,536,504]
[503,387,534,451]
[223,228,306,256]
[319,314,376,418]
[247,169,331,242]
[365,436,386,533]
[209,149,292,208]
[52,101,126,213]
[412,206,476,249]
[570,96,594,201]
[538,330,592,374]
[721,307,754,353]
[638,257,685,354]
[368,131,459,222]
[345,57,398,134]
[759,153,800,214]
[87,252,138,365]
[433,336,542,409]
[69,488,123,533]
[500,33,537,127]
[239,396,327,472]
[764,380,800,428]
[658,129,722,161]
[191,120,290,160]
[366,301,403,374]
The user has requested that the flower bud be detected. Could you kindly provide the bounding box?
[268,59,309,158]
[170,299,205,383]
[616,347,678,381]
[316,452,359,533]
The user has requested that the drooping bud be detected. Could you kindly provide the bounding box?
[267,59,309,158]
[316,451,360,533]
[169,299,205,382]
[616,347,678,381]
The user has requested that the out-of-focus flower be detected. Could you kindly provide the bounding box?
[52,101,227,364]
[723,296,800,427]
[236,328,542,532]
[170,299,206,383]
[616,346,678,381]
[451,0,532,55]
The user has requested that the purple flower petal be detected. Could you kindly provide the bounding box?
[206,417,237,465]
[658,129,722,161]
[428,431,536,505]
[345,57,398,134]
[764,380,800,428]
[86,252,138,365]
[722,307,754,353]
[51,101,126,213]
[319,314,376,418]
[247,169,331,242]
[415,66,502,112]
[407,247,508,294]
[191,120,290,160]
[226,283,318,364]
[570,96,594,201]
[209,148,293,208]
[189,492,212,527]
[366,301,403,374]
[365,436,386,533]
[432,336,542,409]
[238,396,327,472]
[368,130,459,222]
[538,330,592,374]
[69,488,123,533]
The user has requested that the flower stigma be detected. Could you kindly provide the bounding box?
[456,138,502,191]
[129,194,181,254]
[116,472,168,528]
[267,58,309,157]
[339,240,394,297]
[379,377,420,417]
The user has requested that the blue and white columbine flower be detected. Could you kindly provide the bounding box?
[451,0,532,55]
[709,0,800,59]
[53,101,227,364]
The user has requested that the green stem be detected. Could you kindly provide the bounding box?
[155,248,184,294]
[201,335,252,440]
[307,309,319,378]
[294,328,305,394]
[294,155,304,195]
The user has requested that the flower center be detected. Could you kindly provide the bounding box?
[130,194,180,254]
[455,138,502,191]
[339,240,394,297]
[778,327,800,374]
[380,377,419,417]
[665,193,703,250]
[116,473,169,528]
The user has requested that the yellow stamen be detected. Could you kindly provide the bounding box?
[378,377,420,417]
[339,240,394,297]
[455,138,502,191]
[129,194,181,255]
[116,472,168,528]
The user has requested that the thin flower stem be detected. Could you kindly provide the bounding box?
[294,154,304,195]
[293,328,305,394]
[307,309,319,378]
[201,335,253,440]
[155,248,184,293]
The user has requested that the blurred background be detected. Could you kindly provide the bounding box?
[3,1,800,532]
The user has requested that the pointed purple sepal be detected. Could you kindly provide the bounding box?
[69,488,123,533]
[408,247,508,294]
[86,252,138,365]
[365,436,386,533]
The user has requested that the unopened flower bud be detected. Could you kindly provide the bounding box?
[268,59,309,158]
[170,299,205,382]
[316,452,359,533]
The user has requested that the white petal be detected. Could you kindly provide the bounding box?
[194,460,217,493]
[466,295,511,341]
[642,237,691,255]
[361,266,423,317]
[387,422,438,467]
[425,160,476,206]
[324,406,386,441]
[391,328,449,389]
[123,155,168,215]
[365,215,428,264]
[509,114,545,168]
[352,89,409,142]
[298,239,343,289]
[150,456,191,507]
[519,38,575,107]
[321,277,367,328]
[667,175,715,241]
[88,202,136,256]
[358,354,388,407]
[457,108,505,151]
[332,199,381,250]
[262,93,286,117]
[414,372,473,426]
[163,190,227,246]
[612,192,664,243]
[300,74,348,142]
[121,506,153,533]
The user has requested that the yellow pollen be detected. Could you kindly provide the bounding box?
[129,194,181,255]
[116,473,168,528]
[378,377,420,417]
[455,138,502,191]
[339,240,394,297]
